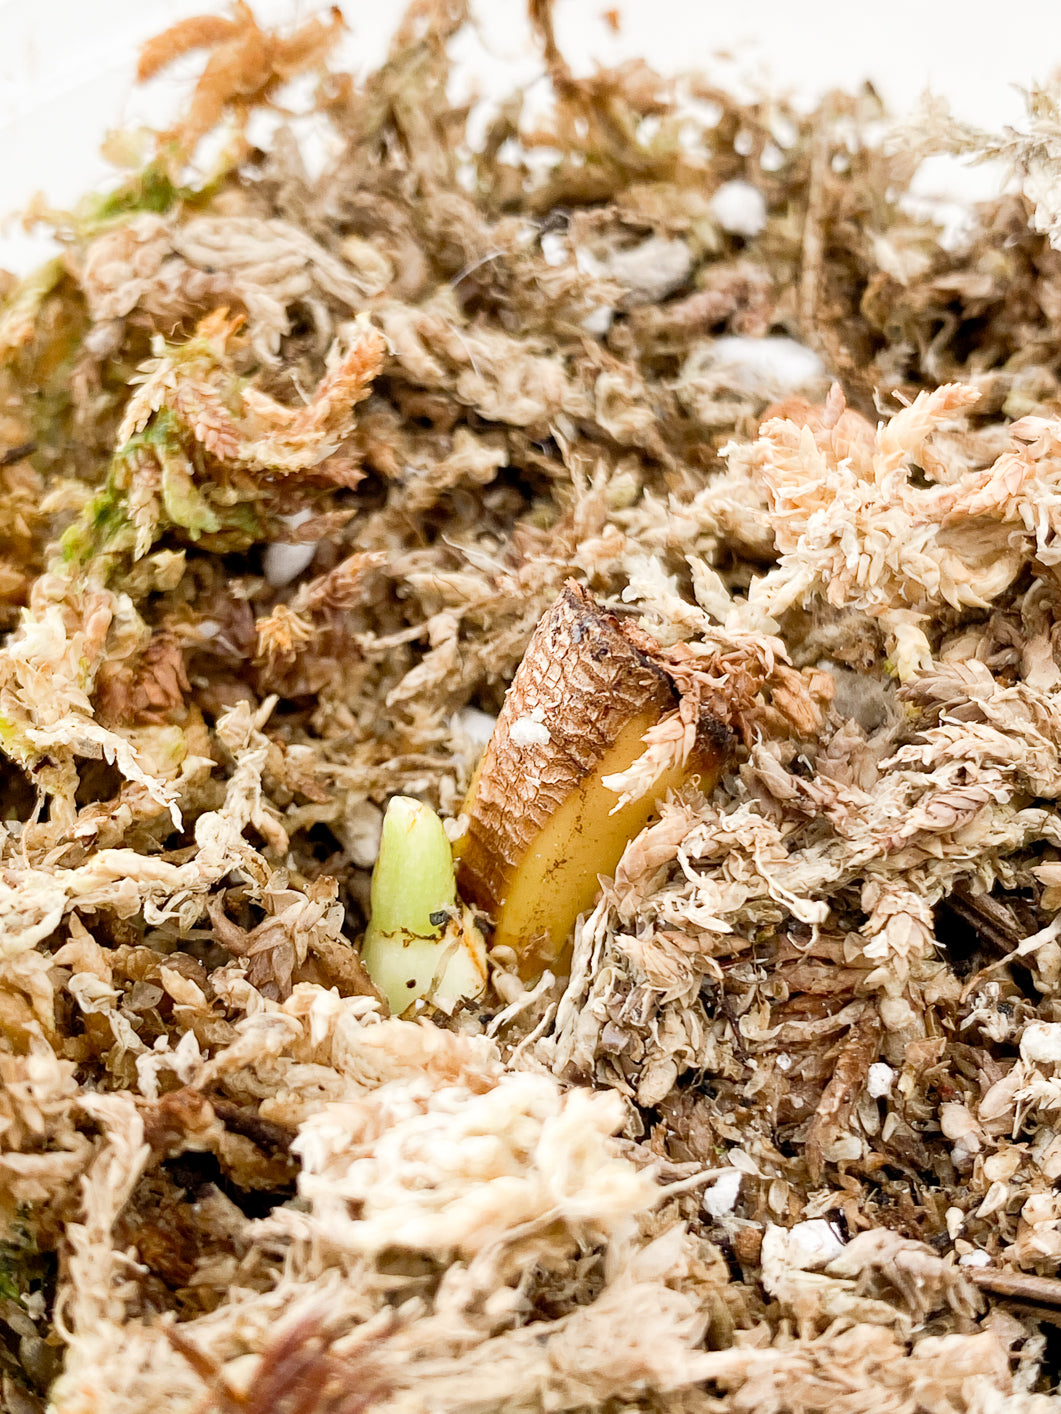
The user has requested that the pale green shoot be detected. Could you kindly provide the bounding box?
[361,796,486,1014]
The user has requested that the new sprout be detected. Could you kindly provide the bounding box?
[361,796,486,1014]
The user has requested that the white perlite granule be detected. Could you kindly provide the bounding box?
[509,705,551,748]
[709,180,768,237]
[702,1168,743,1218]
[1020,1021,1061,1064]
[867,1062,896,1098]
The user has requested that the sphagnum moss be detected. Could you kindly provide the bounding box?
[7,1,1061,1410]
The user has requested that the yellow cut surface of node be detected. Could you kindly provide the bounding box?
[486,711,711,975]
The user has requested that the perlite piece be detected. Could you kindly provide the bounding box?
[453,581,731,976]
[361,796,486,1014]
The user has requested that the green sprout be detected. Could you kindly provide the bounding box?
[361,797,486,1015]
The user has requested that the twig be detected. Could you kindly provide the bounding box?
[798,113,829,341]
[0,442,35,467]
[969,1268,1061,1306]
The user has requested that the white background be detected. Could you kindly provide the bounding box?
[2,0,1061,272]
